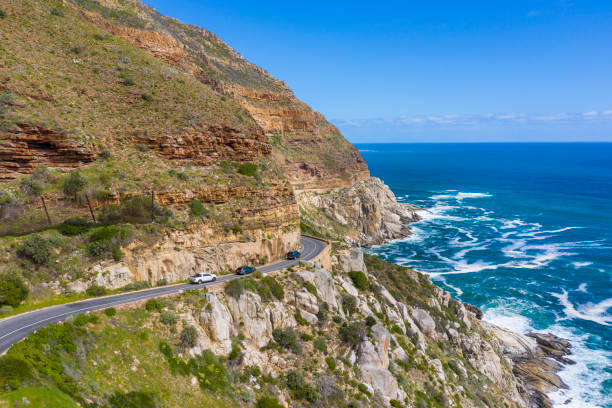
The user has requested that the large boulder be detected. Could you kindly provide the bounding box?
[91,263,134,289]
[337,248,367,273]
[199,293,233,345]
[411,308,436,336]
[296,268,338,310]
[226,291,295,348]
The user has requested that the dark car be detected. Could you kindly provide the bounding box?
[286,250,301,260]
[235,266,256,275]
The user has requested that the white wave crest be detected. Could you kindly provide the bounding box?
[551,290,612,326]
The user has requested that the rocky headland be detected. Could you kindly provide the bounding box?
[0,0,573,407]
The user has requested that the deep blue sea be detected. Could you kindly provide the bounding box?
[357,143,612,408]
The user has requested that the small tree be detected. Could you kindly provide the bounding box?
[63,172,87,199]
[17,235,51,265]
[180,325,198,349]
[342,294,357,315]
[339,321,366,347]
[348,271,369,291]
[0,275,29,307]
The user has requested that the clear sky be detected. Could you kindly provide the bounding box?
[145,0,612,142]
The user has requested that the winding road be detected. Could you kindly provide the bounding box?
[0,236,326,354]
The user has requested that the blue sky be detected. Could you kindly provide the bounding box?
[146,0,612,142]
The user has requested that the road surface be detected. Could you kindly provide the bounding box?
[0,236,326,354]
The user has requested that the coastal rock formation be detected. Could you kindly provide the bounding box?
[0,124,95,180]
[487,325,574,408]
[299,177,421,246]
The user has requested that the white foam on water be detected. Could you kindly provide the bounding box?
[545,324,612,408]
[484,305,612,407]
[483,305,534,333]
[551,290,612,326]
[576,283,589,293]
[430,191,492,201]
[433,276,464,296]
[573,262,593,269]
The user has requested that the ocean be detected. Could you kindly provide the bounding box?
[357,143,612,408]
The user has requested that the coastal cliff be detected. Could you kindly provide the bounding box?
[0,1,573,407]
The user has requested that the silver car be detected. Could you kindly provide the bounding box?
[189,273,217,284]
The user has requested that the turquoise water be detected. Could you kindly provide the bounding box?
[358,143,612,408]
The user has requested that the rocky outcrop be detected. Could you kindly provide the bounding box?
[136,123,271,166]
[0,124,95,180]
[299,177,421,246]
[488,325,574,408]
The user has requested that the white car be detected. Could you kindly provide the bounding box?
[189,273,217,284]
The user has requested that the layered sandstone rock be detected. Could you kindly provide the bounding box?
[0,124,95,180]
[299,177,421,246]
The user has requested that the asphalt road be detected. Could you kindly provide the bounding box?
[0,236,326,354]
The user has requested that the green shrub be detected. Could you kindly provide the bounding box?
[104,307,116,317]
[286,370,319,403]
[357,383,371,397]
[304,281,317,295]
[391,324,404,335]
[0,9,6,18]
[390,399,402,408]
[50,7,64,16]
[272,328,301,354]
[255,396,283,408]
[69,45,84,55]
[189,200,208,218]
[85,284,107,297]
[141,93,153,101]
[294,312,309,326]
[365,316,377,327]
[100,196,169,224]
[122,77,135,86]
[17,235,51,265]
[317,307,328,323]
[156,278,169,287]
[237,163,258,177]
[0,305,14,315]
[73,313,98,326]
[342,294,357,315]
[145,299,162,312]
[107,391,159,408]
[180,325,198,349]
[136,144,148,152]
[339,321,365,347]
[99,149,112,159]
[228,341,243,363]
[261,276,284,300]
[325,356,336,370]
[20,176,43,196]
[253,270,263,279]
[62,172,86,197]
[348,271,369,291]
[0,275,29,307]
[160,311,176,325]
[225,279,246,299]
[58,217,90,236]
[121,281,149,292]
[313,337,327,354]
[300,333,313,341]
[87,225,131,260]
[232,224,242,234]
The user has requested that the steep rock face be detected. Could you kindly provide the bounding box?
[72,0,369,188]
[0,124,95,180]
[299,177,421,246]
[137,124,270,166]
